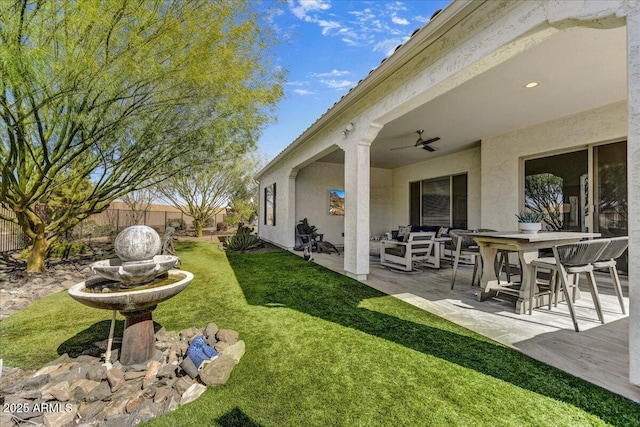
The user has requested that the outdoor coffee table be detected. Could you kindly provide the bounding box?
[471,231,600,314]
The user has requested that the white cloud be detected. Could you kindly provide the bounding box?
[391,14,409,25]
[286,0,420,54]
[374,36,410,57]
[293,89,314,95]
[317,19,341,35]
[320,79,355,90]
[288,0,331,20]
[310,69,350,78]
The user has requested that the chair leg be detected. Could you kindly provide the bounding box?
[451,248,461,290]
[586,270,605,324]
[559,271,580,332]
[472,255,482,287]
[529,265,536,315]
[609,266,626,314]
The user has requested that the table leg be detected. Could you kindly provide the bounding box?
[514,250,541,314]
[477,244,499,301]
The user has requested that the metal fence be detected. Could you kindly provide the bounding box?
[0,207,225,253]
[0,207,28,252]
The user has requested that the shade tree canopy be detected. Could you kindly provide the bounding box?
[0,0,284,271]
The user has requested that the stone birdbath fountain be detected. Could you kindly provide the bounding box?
[69,225,193,366]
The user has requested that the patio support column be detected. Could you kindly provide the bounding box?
[628,9,640,387]
[285,169,299,249]
[343,140,372,280]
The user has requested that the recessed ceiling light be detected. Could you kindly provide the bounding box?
[525,81,539,88]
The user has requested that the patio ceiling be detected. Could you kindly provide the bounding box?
[317,25,627,169]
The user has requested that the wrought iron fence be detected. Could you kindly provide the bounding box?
[0,207,28,252]
[0,207,225,253]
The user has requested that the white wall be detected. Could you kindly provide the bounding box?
[294,162,393,245]
[390,147,482,230]
[481,101,627,231]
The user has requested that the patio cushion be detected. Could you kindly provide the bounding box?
[398,225,411,242]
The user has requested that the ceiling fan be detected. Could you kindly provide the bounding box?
[390,130,441,152]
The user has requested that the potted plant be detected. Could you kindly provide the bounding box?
[516,211,545,234]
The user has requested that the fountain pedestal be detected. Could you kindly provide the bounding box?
[120,306,156,365]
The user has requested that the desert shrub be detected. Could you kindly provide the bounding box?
[167,218,186,231]
[223,233,263,252]
[31,242,90,259]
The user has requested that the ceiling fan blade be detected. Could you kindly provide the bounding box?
[422,137,441,145]
[422,145,436,152]
[390,145,416,151]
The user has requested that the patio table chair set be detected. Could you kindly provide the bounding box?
[531,236,628,332]
[447,230,627,332]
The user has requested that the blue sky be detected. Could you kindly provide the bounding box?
[257,0,451,161]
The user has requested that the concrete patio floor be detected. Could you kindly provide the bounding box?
[296,249,640,403]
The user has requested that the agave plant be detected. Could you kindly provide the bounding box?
[223,232,264,252]
[515,211,545,223]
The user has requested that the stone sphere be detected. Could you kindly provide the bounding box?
[114,226,162,262]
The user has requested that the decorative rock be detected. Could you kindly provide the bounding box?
[87,381,112,402]
[78,400,106,421]
[203,323,219,346]
[180,326,199,342]
[216,329,239,345]
[180,383,207,406]
[0,323,244,426]
[124,371,146,381]
[113,225,162,262]
[223,340,246,364]
[153,386,173,404]
[106,368,126,392]
[86,365,107,382]
[70,378,101,395]
[0,412,17,427]
[42,403,76,427]
[125,392,146,414]
[0,374,49,394]
[173,376,195,395]
[75,355,101,364]
[199,355,236,386]
[41,381,71,401]
[214,341,230,353]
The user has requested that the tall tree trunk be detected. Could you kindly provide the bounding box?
[27,226,48,273]
[194,220,203,237]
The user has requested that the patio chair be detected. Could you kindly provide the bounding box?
[449,229,481,289]
[380,232,435,272]
[530,239,610,331]
[295,223,323,251]
[294,223,341,255]
[593,236,628,314]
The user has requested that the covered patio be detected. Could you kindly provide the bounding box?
[304,249,638,402]
[257,1,640,390]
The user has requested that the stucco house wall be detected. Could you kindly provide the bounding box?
[391,147,481,230]
[294,162,393,245]
[481,101,627,231]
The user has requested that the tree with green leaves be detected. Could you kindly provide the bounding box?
[157,153,259,237]
[224,156,263,227]
[0,0,284,271]
[524,173,564,230]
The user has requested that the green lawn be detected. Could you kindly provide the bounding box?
[1,243,638,426]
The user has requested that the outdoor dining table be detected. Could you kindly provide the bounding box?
[471,231,601,314]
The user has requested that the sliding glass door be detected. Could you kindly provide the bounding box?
[524,150,588,231]
[594,141,627,237]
